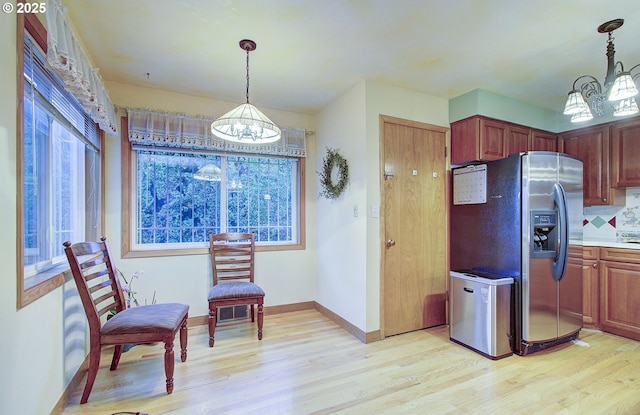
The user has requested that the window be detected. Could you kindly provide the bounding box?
[23,117,86,276]
[129,148,302,253]
[122,110,307,256]
[18,14,102,307]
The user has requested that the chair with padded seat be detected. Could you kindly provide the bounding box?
[208,231,265,347]
[64,237,189,404]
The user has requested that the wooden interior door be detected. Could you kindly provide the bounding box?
[381,116,448,337]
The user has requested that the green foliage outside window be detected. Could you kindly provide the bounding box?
[136,150,298,245]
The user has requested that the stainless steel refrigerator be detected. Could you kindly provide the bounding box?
[450,152,583,355]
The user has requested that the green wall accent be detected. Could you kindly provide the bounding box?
[449,89,560,132]
[449,88,636,133]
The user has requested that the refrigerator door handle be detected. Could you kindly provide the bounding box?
[552,183,569,281]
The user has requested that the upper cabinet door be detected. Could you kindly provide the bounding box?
[451,116,507,164]
[506,124,530,156]
[530,130,557,152]
[559,125,624,206]
[611,117,640,188]
[450,116,557,164]
[479,118,508,160]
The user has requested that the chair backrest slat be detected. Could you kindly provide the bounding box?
[64,237,126,335]
[88,277,112,291]
[97,301,119,317]
[79,254,106,270]
[93,289,118,306]
[86,270,111,286]
[209,232,255,286]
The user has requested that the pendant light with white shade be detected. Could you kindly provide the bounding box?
[211,39,281,143]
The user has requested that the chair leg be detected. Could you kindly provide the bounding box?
[250,304,255,322]
[257,301,263,340]
[81,343,101,404]
[179,318,188,362]
[110,344,123,371]
[208,305,217,347]
[163,341,175,395]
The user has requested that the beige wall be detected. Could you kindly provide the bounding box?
[315,80,368,329]
[0,18,318,411]
[3,7,442,413]
[1,4,80,414]
[105,81,319,318]
[315,80,450,334]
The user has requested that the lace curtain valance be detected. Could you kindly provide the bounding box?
[127,108,307,157]
[46,0,118,136]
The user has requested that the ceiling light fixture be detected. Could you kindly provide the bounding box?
[193,164,222,182]
[211,39,281,143]
[563,18,639,122]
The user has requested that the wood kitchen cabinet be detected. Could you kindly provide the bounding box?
[610,116,640,188]
[582,246,599,328]
[599,247,640,341]
[506,124,529,155]
[451,116,557,164]
[530,130,557,152]
[451,116,507,164]
[559,125,625,206]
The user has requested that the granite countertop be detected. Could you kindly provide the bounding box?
[583,240,640,250]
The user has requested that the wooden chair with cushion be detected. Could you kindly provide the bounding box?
[208,231,265,347]
[64,237,189,404]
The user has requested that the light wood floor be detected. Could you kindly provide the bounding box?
[57,310,640,415]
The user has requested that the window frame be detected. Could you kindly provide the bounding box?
[120,118,306,258]
[16,11,105,308]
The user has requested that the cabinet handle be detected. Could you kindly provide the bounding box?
[592,263,598,268]
[603,198,607,202]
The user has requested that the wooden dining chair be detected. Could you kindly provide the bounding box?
[208,231,265,347]
[64,237,189,404]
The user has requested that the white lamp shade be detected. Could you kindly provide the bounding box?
[608,73,639,101]
[563,91,590,115]
[613,97,640,117]
[570,108,593,123]
[193,164,222,181]
[211,103,281,143]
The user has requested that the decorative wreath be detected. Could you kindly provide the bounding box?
[318,147,349,199]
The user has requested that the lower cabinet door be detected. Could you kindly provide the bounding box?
[600,260,640,341]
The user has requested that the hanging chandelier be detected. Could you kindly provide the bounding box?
[193,164,222,182]
[563,18,640,123]
[211,39,281,143]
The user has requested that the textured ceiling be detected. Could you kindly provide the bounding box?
[63,0,640,116]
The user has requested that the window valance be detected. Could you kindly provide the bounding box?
[46,0,118,136]
[127,108,307,157]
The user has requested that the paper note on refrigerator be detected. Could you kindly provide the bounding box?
[453,164,487,205]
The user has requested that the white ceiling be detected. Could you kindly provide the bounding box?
[63,0,640,116]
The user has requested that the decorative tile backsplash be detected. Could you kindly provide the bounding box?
[584,187,640,242]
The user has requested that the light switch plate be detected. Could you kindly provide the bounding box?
[371,204,380,218]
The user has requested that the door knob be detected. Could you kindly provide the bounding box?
[386,239,396,248]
